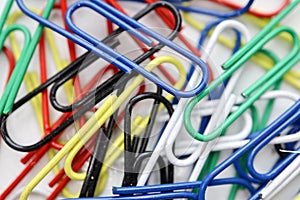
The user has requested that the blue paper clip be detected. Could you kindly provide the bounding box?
[16,0,210,98]
[119,0,254,16]
[174,0,254,18]
[67,177,255,199]
[106,99,300,200]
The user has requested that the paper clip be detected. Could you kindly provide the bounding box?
[122,87,174,187]
[223,0,300,70]
[243,13,300,90]
[8,5,76,147]
[49,1,181,113]
[169,19,251,182]
[1,46,15,86]
[211,0,290,18]
[252,138,300,199]
[17,0,210,98]
[0,0,53,116]
[174,0,254,18]
[136,19,250,186]
[184,25,300,142]
[78,78,148,197]
[0,55,118,152]
[173,91,299,152]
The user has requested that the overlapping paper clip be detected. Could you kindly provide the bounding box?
[0,0,299,199]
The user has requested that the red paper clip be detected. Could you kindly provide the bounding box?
[211,0,290,18]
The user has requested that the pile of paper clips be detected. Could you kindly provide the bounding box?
[0,0,300,199]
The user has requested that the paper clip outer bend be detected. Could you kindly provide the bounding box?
[184,26,300,142]
[0,0,54,116]
[20,56,185,200]
[50,3,86,121]
[245,117,300,184]
[17,0,209,98]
